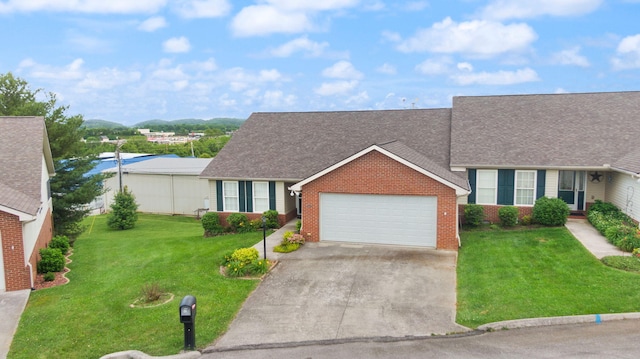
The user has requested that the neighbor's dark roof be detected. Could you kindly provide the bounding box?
[0,116,54,216]
[201,109,463,187]
[450,91,640,168]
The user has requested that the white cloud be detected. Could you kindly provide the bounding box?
[315,80,359,96]
[231,5,313,37]
[259,69,283,82]
[479,0,603,20]
[172,0,231,18]
[19,58,85,81]
[138,16,167,32]
[551,46,590,67]
[262,0,359,11]
[0,0,166,14]
[451,67,540,85]
[66,32,112,53]
[163,36,191,53]
[403,1,429,11]
[376,63,396,75]
[457,62,474,72]
[321,61,363,79]
[262,90,297,108]
[269,36,329,57]
[346,91,369,105]
[78,68,142,90]
[612,34,640,70]
[186,58,218,72]
[415,57,452,75]
[395,17,537,57]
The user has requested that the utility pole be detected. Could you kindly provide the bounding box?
[115,140,124,193]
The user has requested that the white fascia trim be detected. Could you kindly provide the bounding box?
[609,166,640,178]
[290,145,471,196]
[0,205,37,222]
[458,165,611,171]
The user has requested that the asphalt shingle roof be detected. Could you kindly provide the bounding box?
[450,91,640,168]
[200,109,461,186]
[0,116,52,216]
[612,148,640,175]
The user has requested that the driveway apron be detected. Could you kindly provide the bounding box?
[211,242,468,349]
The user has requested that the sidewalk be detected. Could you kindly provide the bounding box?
[252,219,298,262]
[0,289,30,359]
[564,218,630,259]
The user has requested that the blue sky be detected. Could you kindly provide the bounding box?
[1,0,639,125]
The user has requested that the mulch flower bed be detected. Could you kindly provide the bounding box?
[33,251,72,290]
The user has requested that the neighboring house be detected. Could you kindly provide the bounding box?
[102,157,212,216]
[200,110,470,250]
[450,92,640,224]
[200,91,640,250]
[0,117,55,292]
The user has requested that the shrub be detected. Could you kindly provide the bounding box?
[464,204,485,227]
[247,259,270,275]
[107,186,139,230]
[296,219,302,232]
[587,201,640,252]
[37,248,65,274]
[521,215,532,226]
[286,233,305,245]
[498,206,519,227]
[283,231,294,241]
[220,249,235,266]
[140,283,165,303]
[231,247,259,264]
[263,210,279,229]
[201,212,224,237]
[225,260,248,277]
[588,200,621,216]
[249,219,263,231]
[532,197,570,226]
[273,243,301,253]
[43,272,55,282]
[49,235,70,255]
[226,213,251,233]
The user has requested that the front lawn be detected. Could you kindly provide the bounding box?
[457,227,640,328]
[9,214,263,359]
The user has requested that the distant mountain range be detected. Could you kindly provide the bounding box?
[83,118,245,129]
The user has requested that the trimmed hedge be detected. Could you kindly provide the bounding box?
[532,197,570,226]
[201,212,224,237]
[464,204,485,227]
[498,206,519,227]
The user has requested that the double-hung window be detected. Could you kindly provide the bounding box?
[253,182,270,213]
[222,181,239,212]
[515,170,536,205]
[476,170,497,205]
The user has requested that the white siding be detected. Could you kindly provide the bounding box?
[606,172,640,223]
[457,196,468,205]
[209,180,218,211]
[586,172,607,203]
[545,170,559,198]
[22,156,53,264]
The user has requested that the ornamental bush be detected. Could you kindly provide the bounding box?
[587,202,640,252]
[464,204,485,227]
[231,247,259,264]
[226,213,251,233]
[263,210,279,229]
[201,212,224,237]
[498,206,519,227]
[532,197,570,226]
[37,248,65,274]
[49,235,70,255]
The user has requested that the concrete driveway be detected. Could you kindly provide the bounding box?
[211,242,468,349]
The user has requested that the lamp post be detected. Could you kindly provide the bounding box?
[261,216,267,260]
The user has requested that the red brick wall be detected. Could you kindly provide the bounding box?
[300,151,459,250]
[1,211,30,291]
[216,210,297,228]
[459,204,533,224]
[27,209,54,286]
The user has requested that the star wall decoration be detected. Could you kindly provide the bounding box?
[590,171,603,183]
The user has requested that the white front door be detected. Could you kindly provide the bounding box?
[558,171,586,211]
[319,193,437,247]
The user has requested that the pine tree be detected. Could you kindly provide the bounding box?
[107,186,139,230]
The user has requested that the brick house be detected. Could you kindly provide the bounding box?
[0,117,55,292]
[200,91,640,250]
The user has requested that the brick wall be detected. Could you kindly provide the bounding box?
[300,151,459,250]
[216,210,297,228]
[1,211,30,291]
[27,209,54,286]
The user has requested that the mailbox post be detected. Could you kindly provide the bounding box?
[179,295,197,351]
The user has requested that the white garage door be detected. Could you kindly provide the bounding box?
[320,193,437,247]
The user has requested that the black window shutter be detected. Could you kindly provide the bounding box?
[497,169,515,205]
[269,181,276,210]
[246,181,253,213]
[216,180,223,211]
[536,170,546,199]
[238,181,246,212]
[467,169,476,204]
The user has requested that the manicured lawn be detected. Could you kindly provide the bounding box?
[457,227,640,329]
[9,214,264,359]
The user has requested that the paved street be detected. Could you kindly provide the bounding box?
[203,320,640,359]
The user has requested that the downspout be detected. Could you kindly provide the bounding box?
[26,262,35,290]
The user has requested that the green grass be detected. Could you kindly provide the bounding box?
[457,227,640,328]
[601,255,640,273]
[9,214,263,359]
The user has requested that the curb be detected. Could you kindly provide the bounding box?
[100,350,201,359]
[477,312,640,331]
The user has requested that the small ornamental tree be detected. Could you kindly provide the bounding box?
[107,186,139,230]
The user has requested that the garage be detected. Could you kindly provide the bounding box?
[319,193,437,247]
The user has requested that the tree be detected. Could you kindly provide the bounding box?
[0,72,109,238]
[107,186,139,230]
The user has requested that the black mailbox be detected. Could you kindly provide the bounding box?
[179,295,197,324]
